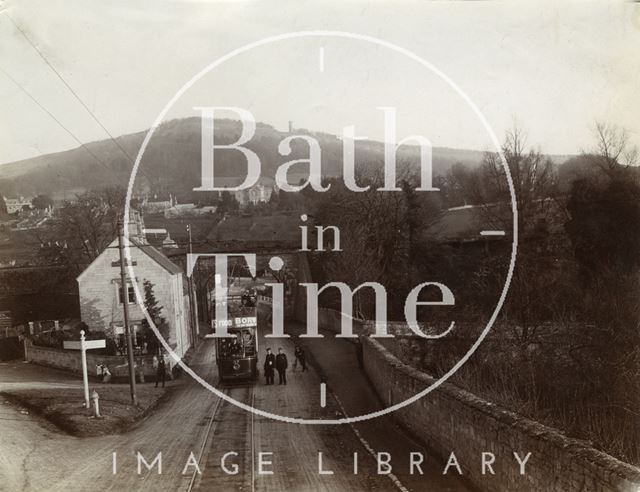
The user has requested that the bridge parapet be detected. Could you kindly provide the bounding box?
[361,336,640,492]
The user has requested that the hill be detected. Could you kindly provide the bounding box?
[0,117,569,198]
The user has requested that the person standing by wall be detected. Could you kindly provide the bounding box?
[276,347,288,385]
[264,348,275,385]
[294,344,307,372]
[155,352,166,388]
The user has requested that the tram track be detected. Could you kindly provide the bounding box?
[250,388,256,492]
[185,390,224,492]
[186,383,256,492]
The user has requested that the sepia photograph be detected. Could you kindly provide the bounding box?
[0,1,639,491]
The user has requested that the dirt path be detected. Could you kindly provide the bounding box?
[0,343,219,492]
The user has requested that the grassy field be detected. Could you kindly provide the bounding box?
[1,383,171,437]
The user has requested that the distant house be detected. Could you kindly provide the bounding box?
[213,177,275,208]
[424,199,567,254]
[423,204,506,249]
[143,228,179,249]
[12,208,52,231]
[4,196,32,214]
[76,221,193,359]
[238,181,273,207]
[140,193,175,214]
[163,203,217,218]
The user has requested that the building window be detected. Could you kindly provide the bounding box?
[118,284,136,304]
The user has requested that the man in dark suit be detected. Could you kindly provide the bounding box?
[294,344,307,372]
[264,348,275,385]
[275,347,288,385]
[155,352,166,388]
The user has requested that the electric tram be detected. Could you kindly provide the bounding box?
[213,288,259,383]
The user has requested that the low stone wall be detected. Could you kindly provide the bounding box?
[302,307,364,336]
[362,336,640,492]
[318,308,345,333]
[24,340,174,378]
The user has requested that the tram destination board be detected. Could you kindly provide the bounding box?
[206,314,258,337]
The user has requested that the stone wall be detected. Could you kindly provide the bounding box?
[317,307,346,332]
[361,336,640,492]
[24,339,175,378]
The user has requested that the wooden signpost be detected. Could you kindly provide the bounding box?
[63,330,106,408]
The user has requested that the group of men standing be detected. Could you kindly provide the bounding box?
[263,344,307,385]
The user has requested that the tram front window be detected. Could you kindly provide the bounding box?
[218,329,255,358]
[241,329,256,356]
[219,335,243,359]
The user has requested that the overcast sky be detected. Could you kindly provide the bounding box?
[1,0,639,165]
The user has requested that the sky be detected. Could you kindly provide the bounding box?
[0,0,639,165]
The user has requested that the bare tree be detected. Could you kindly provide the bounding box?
[36,187,126,272]
[448,126,562,340]
[589,122,639,177]
[313,169,441,319]
[478,126,556,237]
[444,162,484,207]
[322,222,380,319]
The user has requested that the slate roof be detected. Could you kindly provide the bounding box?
[424,205,489,242]
[424,199,566,243]
[77,237,183,283]
[130,237,183,275]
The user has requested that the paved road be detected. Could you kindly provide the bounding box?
[0,322,472,491]
[0,350,219,492]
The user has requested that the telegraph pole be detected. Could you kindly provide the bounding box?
[117,220,138,406]
[187,224,198,347]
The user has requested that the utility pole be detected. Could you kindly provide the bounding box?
[187,224,198,347]
[117,220,138,406]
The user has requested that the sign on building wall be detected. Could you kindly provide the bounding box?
[0,311,12,330]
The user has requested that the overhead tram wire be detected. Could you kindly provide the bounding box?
[0,66,124,183]
[4,13,153,183]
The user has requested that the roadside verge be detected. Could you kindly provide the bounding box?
[0,384,172,437]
